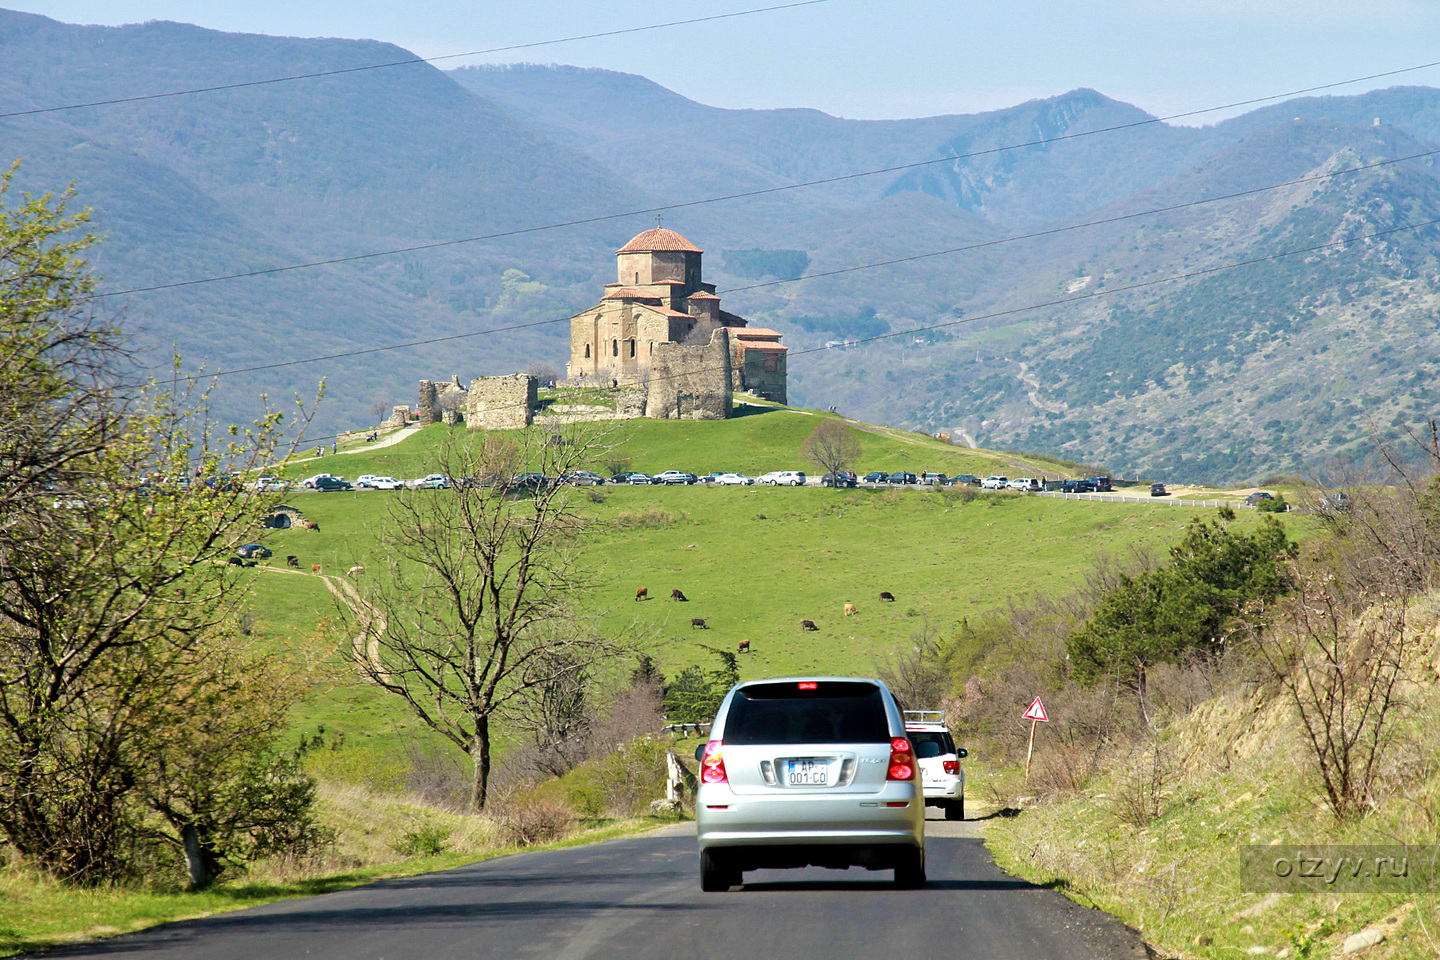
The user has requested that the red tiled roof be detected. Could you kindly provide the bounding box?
[601,287,660,301]
[734,327,782,339]
[737,342,788,352]
[719,310,749,327]
[687,291,720,300]
[617,228,702,254]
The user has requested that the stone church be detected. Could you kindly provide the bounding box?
[566,227,787,405]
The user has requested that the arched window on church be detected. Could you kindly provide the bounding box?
[612,339,619,357]
[649,341,654,354]
[628,339,636,358]
[584,344,591,359]
[634,272,640,284]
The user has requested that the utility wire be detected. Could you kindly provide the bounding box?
[255,212,1440,449]
[73,57,1440,306]
[0,0,833,120]
[168,146,1440,383]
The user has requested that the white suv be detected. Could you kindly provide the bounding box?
[1008,477,1041,492]
[757,470,806,486]
[903,710,966,820]
[980,475,1008,490]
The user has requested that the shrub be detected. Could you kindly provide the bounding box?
[614,506,683,529]
[392,824,449,857]
[493,798,573,847]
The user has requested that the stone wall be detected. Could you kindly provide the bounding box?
[644,328,731,420]
[466,374,537,430]
[386,405,412,428]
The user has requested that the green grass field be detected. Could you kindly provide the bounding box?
[241,412,1318,772]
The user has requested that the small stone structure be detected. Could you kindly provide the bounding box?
[263,504,307,529]
[466,374,537,430]
[385,405,411,428]
[417,376,468,424]
[645,329,732,420]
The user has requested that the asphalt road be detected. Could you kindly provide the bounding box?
[30,815,1150,960]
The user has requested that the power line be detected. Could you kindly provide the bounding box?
[76,57,1440,306]
[288,212,1440,446]
[171,146,1440,383]
[0,0,833,120]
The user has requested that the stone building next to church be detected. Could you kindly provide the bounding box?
[566,227,787,405]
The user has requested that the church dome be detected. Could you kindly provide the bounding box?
[617,227,702,254]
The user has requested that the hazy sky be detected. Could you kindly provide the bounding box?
[6,1,1440,122]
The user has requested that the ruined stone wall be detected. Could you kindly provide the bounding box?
[416,380,439,424]
[644,328,731,420]
[466,374,537,430]
[741,351,788,404]
[386,405,412,428]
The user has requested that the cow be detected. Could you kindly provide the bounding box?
[311,564,322,574]
[800,619,818,631]
[844,602,858,616]
[879,591,896,602]
[738,639,751,654]
[635,587,648,602]
[347,566,364,577]
[286,555,299,568]
[670,589,688,602]
[691,618,708,629]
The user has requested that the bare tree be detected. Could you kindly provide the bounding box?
[801,420,863,484]
[525,362,559,387]
[369,398,391,423]
[352,427,624,811]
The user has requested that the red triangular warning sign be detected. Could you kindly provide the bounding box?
[1022,696,1049,722]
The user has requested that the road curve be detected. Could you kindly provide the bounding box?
[28,817,1150,960]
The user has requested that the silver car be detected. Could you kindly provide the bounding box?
[694,677,926,890]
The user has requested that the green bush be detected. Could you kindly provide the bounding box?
[1256,493,1288,513]
[391,824,449,857]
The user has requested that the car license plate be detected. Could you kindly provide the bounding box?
[786,759,828,786]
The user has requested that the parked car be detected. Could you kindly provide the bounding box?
[1008,477,1041,492]
[1060,478,1096,493]
[1244,491,1275,506]
[919,472,948,486]
[757,471,806,486]
[366,476,404,490]
[624,472,656,485]
[903,709,967,821]
[695,677,926,890]
[821,471,858,487]
[506,472,551,492]
[949,474,981,486]
[314,476,353,492]
[1150,482,1169,497]
[250,475,289,492]
[699,472,729,484]
[354,475,383,488]
[713,473,754,485]
[863,471,890,484]
[655,470,699,485]
[980,476,1009,490]
[236,543,272,559]
[408,474,448,489]
[887,471,918,485]
[1089,476,1113,492]
[560,470,606,486]
[299,473,337,489]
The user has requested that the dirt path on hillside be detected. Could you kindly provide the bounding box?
[289,425,421,467]
[256,564,388,679]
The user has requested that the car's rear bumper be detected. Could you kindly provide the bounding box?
[696,784,924,853]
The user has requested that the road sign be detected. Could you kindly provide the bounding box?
[1022,696,1048,722]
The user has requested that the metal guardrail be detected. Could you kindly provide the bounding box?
[1035,492,1253,508]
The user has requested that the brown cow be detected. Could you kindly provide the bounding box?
[311,564,322,574]
[691,618,708,629]
[843,602,858,616]
[800,619,818,631]
[286,555,299,568]
[670,589,688,602]
[347,566,364,577]
[879,591,896,602]
[635,587,648,602]
[738,639,751,654]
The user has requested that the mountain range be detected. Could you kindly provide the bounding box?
[4,7,1439,482]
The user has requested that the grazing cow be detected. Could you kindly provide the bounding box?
[691,618,708,629]
[635,587,648,602]
[843,602,858,617]
[879,591,896,602]
[286,555,299,568]
[347,566,364,577]
[670,589,688,602]
[737,639,751,654]
[311,564,322,574]
[800,619,818,631]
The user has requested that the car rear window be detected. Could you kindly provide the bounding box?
[723,681,891,745]
[907,730,955,757]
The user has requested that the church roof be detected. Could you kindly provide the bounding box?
[734,327,783,339]
[686,291,720,300]
[617,227,703,254]
[601,287,661,301]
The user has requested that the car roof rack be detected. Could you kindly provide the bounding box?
[903,709,945,725]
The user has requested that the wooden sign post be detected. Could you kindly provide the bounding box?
[1022,696,1049,781]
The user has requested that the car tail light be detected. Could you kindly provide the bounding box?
[798,682,817,690]
[887,737,915,781]
[700,741,728,784]
[943,760,960,775]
